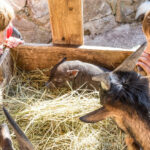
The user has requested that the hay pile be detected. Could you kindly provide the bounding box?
[0,69,126,150]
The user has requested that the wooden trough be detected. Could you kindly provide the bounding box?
[0,0,144,94]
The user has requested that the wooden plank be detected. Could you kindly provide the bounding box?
[48,0,83,45]
[0,48,13,88]
[11,43,141,72]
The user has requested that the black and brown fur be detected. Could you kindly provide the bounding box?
[80,42,149,150]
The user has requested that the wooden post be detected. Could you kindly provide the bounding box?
[0,48,13,88]
[48,0,83,45]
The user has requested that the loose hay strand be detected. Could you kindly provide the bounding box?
[0,69,126,150]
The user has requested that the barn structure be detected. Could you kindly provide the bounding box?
[0,0,144,95]
[0,0,147,149]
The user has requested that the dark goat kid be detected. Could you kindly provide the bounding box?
[46,58,108,90]
[80,43,150,150]
[0,107,34,150]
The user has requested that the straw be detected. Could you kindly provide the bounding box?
[0,69,126,150]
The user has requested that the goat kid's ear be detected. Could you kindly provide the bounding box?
[67,69,79,78]
[92,73,111,90]
[80,107,110,123]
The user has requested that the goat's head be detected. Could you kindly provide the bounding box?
[80,42,148,123]
[46,57,79,88]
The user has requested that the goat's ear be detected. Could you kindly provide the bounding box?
[92,73,111,90]
[80,107,110,123]
[114,42,146,72]
[3,107,34,150]
[67,69,79,78]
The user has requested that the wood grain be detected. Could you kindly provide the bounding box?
[0,48,13,88]
[11,43,142,71]
[48,0,83,45]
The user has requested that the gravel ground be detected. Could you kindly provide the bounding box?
[84,23,146,49]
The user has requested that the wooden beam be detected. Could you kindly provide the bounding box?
[48,0,83,45]
[11,43,141,72]
[0,48,13,88]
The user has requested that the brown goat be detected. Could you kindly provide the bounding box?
[46,57,109,90]
[0,107,34,150]
[80,42,149,150]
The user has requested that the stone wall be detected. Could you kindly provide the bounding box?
[6,0,145,43]
[7,0,51,43]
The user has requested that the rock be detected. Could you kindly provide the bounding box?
[108,0,117,15]
[84,15,117,37]
[6,0,26,11]
[116,0,145,23]
[28,0,49,21]
[83,0,112,22]
[10,0,51,43]
[12,18,51,43]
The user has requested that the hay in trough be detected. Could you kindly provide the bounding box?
[0,69,126,150]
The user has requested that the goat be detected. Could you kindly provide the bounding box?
[80,42,149,150]
[0,107,34,150]
[46,57,109,90]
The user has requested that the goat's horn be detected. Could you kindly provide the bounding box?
[114,42,146,72]
[3,107,34,150]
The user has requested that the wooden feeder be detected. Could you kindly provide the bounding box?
[0,0,144,95]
